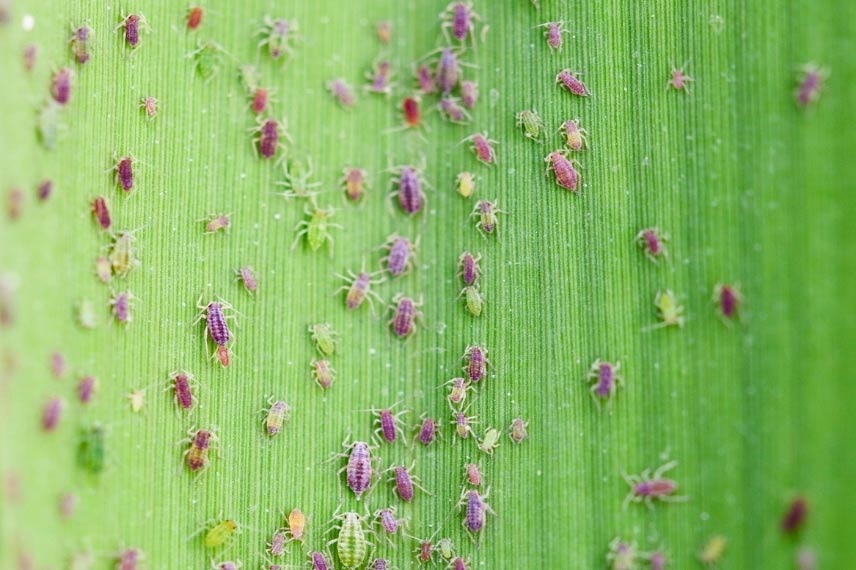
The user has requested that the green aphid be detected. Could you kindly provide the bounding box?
[77,424,105,474]
[334,512,369,569]
[292,205,340,254]
[515,109,545,142]
[78,299,97,329]
[238,63,261,95]
[204,519,238,548]
[648,289,685,330]
[308,323,336,356]
[477,427,501,455]
[37,101,61,151]
[436,537,456,561]
[188,41,226,81]
[461,285,485,317]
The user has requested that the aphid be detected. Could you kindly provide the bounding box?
[587,359,623,404]
[333,512,370,569]
[116,548,145,570]
[309,551,331,570]
[623,460,687,509]
[713,283,741,321]
[416,416,439,446]
[464,463,483,486]
[113,155,135,192]
[96,256,112,283]
[388,165,427,216]
[257,17,298,61]
[460,285,485,317]
[204,214,230,234]
[456,171,476,198]
[69,24,91,64]
[91,196,111,229]
[415,536,434,563]
[239,64,260,94]
[328,78,356,108]
[451,408,477,439]
[376,21,392,44]
[388,462,429,502]
[438,97,471,123]
[276,157,321,201]
[375,507,402,538]
[607,538,639,570]
[110,290,135,325]
[204,519,238,548]
[126,389,146,413]
[460,80,478,109]
[667,63,693,93]
[545,150,581,191]
[508,417,529,444]
[795,547,817,570]
[449,557,469,570]
[310,358,335,389]
[285,508,306,543]
[441,2,480,44]
[188,41,226,81]
[796,64,828,107]
[51,67,73,105]
[555,68,589,96]
[436,537,456,561]
[446,376,472,407]
[336,264,384,312]
[370,559,391,570]
[560,118,589,151]
[213,562,241,570]
[186,6,204,30]
[463,344,489,383]
[649,289,685,329]
[340,440,375,499]
[636,227,668,263]
[77,375,97,404]
[649,551,667,570]
[698,535,727,566]
[782,496,809,533]
[516,109,544,142]
[435,48,461,94]
[262,398,290,437]
[366,60,394,95]
[292,205,340,254]
[184,428,218,474]
[470,199,504,237]
[368,406,408,444]
[477,427,501,454]
[252,117,290,160]
[268,530,287,557]
[463,132,498,165]
[59,492,77,519]
[168,371,195,411]
[249,87,271,114]
[6,187,23,220]
[308,323,337,356]
[117,14,149,49]
[42,397,65,431]
[341,167,368,202]
[380,234,418,278]
[77,424,106,474]
[108,231,140,279]
[388,294,423,338]
[37,101,61,151]
[458,488,494,537]
[50,351,67,377]
[457,251,481,286]
[400,96,423,130]
[37,179,53,202]
[415,65,437,94]
[23,44,38,72]
[195,297,235,367]
[538,21,569,51]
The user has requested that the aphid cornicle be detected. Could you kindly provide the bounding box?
[332,512,371,569]
[463,132,498,165]
[308,323,336,356]
[607,538,639,570]
[667,63,693,93]
[648,289,685,329]
[508,417,529,443]
[796,64,827,108]
[623,460,687,508]
[441,2,481,45]
[560,118,589,151]
[262,398,291,437]
[69,25,91,64]
[387,164,427,216]
[380,234,418,277]
[117,14,149,49]
[286,507,306,543]
[463,344,489,383]
[471,199,505,237]
[42,397,65,432]
[456,171,476,198]
[257,16,298,61]
[516,109,544,142]
[545,150,581,192]
[183,428,218,474]
[292,205,340,255]
[388,294,423,338]
[194,295,236,367]
[713,283,741,321]
[460,285,485,317]
[538,21,569,51]
[698,535,727,566]
[458,488,494,538]
[587,359,623,404]
[556,68,589,96]
[781,496,809,533]
[636,227,668,263]
[311,358,335,389]
[167,371,195,411]
[477,427,501,454]
[328,78,357,108]
[51,67,73,105]
[203,518,238,548]
[341,167,368,201]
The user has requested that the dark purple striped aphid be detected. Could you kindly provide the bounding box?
[460,80,478,109]
[328,78,356,108]
[42,397,65,432]
[78,376,97,404]
[51,351,67,377]
[781,496,809,534]
[375,507,403,538]
[268,529,287,557]
[416,415,439,446]
[587,359,623,405]
[68,24,91,64]
[450,557,470,570]
[167,371,196,412]
[194,295,236,368]
[441,2,481,45]
[370,558,391,570]
[388,294,423,338]
[236,266,257,294]
[336,262,384,312]
[623,460,686,509]
[446,377,471,407]
[649,551,668,570]
[463,132,497,165]
[508,417,529,444]
[387,462,429,503]
[470,199,504,237]
[713,283,741,321]
[117,14,149,49]
[457,251,481,286]
[387,165,427,216]
[110,290,135,325]
[458,488,494,538]
[438,97,471,124]
[338,439,375,499]
[556,68,589,96]
[796,64,827,108]
[463,344,489,383]
[667,63,693,93]
[538,21,569,51]
[366,60,394,95]
[435,48,461,94]
[464,463,483,486]
[113,155,136,193]
[636,227,668,263]
[252,117,291,160]
[451,407,478,440]
[309,551,331,570]
[91,196,111,229]
[367,405,409,444]
[380,234,418,277]
[37,179,53,201]
[51,67,73,105]
[415,65,437,94]
[545,150,581,192]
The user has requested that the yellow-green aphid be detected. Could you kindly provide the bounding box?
[78,299,97,329]
[277,158,321,201]
[560,118,589,151]
[292,205,340,254]
[478,427,501,455]
[461,286,485,317]
[515,109,545,142]
[698,535,727,566]
[607,538,638,570]
[263,397,290,437]
[109,231,138,278]
[436,537,456,560]
[77,424,105,474]
[456,171,475,198]
[126,389,145,413]
[239,64,261,95]
[204,519,238,548]
[189,41,226,81]
[309,323,336,356]
[37,101,61,151]
[652,289,685,328]
[334,512,370,569]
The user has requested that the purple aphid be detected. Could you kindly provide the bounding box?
[114,155,135,192]
[587,359,622,403]
[51,67,73,105]
[370,406,408,444]
[389,165,426,215]
[538,21,569,51]
[169,371,195,411]
[195,296,235,368]
[782,496,809,534]
[560,118,589,151]
[714,283,741,320]
[51,351,67,378]
[37,180,53,201]
[69,25,91,64]
[460,80,478,109]
[116,548,142,570]
[309,552,330,570]
[375,507,401,535]
[623,460,686,508]
[463,344,488,383]
[389,294,422,338]
[110,291,134,324]
[417,416,438,445]
[215,562,240,570]
[328,78,356,108]
[118,14,148,48]
[371,559,390,570]
[465,463,483,486]
[23,44,38,71]
[796,64,827,107]
[343,440,374,499]
[636,227,668,263]
[389,463,427,503]
[459,489,493,535]
[555,68,589,96]
[438,97,471,123]
[435,48,461,93]
[463,133,497,165]
[545,150,580,191]
[367,60,394,95]
[337,265,383,311]
[92,196,111,229]
[78,376,97,404]
[450,557,469,570]
[236,266,258,293]
[457,251,481,286]
[650,551,668,570]
[667,64,693,93]
[250,87,271,115]
[415,65,437,94]
[41,397,65,431]
[441,2,480,44]
[268,530,287,557]
[254,117,285,159]
[381,234,418,277]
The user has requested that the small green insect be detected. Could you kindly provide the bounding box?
[436,537,456,561]
[646,289,686,330]
[461,285,485,317]
[292,205,340,255]
[204,519,239,548]
[515,109,544,142]
[37,101,62,151]
[188,41,227,81]
[78,299,97,329]
[308,323,337,356]
[239,64,261,95]
[109,230,140,278]
[332,512,371,569]
[77,424,105,474]
[477,427,501,455]
[276,157,321,201]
